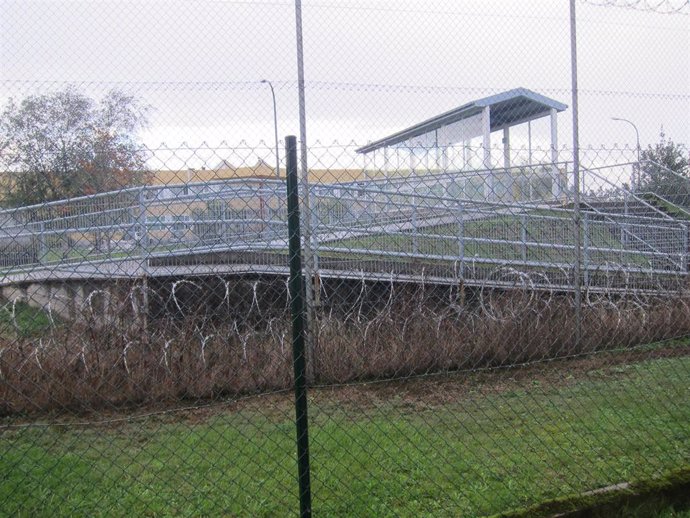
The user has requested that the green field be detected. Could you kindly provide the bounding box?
[0,299,54,338]
[328,213,650,267]
[1,351,688,517]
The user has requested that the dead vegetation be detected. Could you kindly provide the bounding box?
[1,274,690,416]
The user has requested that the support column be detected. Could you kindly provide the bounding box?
[503,126,511,202]
[383,147,390,180]
[363,152,371,181]
[550,108,561,199]
[503,126,511,170]
[482,106,493,200]
[528,120,533,164]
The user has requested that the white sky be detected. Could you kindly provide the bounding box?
[1,0,688,164]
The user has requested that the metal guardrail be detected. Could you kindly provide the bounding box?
[0,165,686,284]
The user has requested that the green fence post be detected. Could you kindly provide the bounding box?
[286,135,312,518]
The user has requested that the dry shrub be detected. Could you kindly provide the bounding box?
[2,278,690,416]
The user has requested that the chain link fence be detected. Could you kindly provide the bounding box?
[1,1,689,516]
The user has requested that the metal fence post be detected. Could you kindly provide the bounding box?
[412,193,419,255]
[137,186,150,333]
[520,213,528,262]
[285,135,313,518]
[311,197,321,307]
[623,194,629,246]
[38,221,47,263]
[294,0,317,386]
[682,224,688,272]
[137,187,148,266]
[583,212,589,286]
[457,200,465,276]
[570,0,583,346]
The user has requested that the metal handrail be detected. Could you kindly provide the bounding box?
[581,165,678,223]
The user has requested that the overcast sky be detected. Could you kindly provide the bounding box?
[1,0,688,165]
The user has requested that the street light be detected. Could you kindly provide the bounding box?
[260,79,280,178]
[611,117,641,190]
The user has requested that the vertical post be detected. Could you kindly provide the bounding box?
[294,0,316,383]
[503,126,511,170]
[482,106,492,168]
[622,195,629,246]
[311,202,321,307]
[528,120,533,165]
[285,135,312,518]
[434,130,442,172]
[503,126,511,202]
[682,224,688,272]
[521,213,528,262]
[136,187,150,335]
[570,0,583,346]
[260,79,281,178]
[137,187,148,264]
[457,201,465,277]
[550,108,561,199]
[38,222,47,263]
[363,152,371,181]
[583,212,589,286]
[482,106,493,200]
[383,147,390,181]
[412,194,418,255]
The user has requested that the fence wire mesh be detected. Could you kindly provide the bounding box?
[1,1,689,517]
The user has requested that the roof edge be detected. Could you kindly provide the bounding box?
[356,87,568,154]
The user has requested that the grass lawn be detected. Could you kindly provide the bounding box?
[1,351,688,517]
[641,193,690,221]
[0,299,54,338]
[328,212,649,267]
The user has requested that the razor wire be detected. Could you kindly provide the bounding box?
[581,0,690,14]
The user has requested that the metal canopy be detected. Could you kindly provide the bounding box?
[356,87,568,154]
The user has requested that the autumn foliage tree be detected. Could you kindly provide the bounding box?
[0,88,150,207]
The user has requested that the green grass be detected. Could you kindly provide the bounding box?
[330,213,648,267]
[1,354,688,517]
[0,299,54,338]
[641,193,690,221]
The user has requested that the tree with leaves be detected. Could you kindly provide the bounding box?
[0,88,150,207]
[639,130,689,198]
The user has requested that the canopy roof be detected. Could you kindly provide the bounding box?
[356,87,568,154]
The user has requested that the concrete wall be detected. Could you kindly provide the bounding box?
[1,280,124,321]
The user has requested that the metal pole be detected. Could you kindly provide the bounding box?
[412,193,418,255]
[457,201,465,276]
[261,79,281,178]
[294,0,315,382]
[137,186,150,335]
[38,222,46,263]
[683,224,688,273]
[583,212,589,287]
[528,120,533,165]
[285,135,312,518]
[570,0,583,346]
[521,213,528,262]
[611,117,640,190]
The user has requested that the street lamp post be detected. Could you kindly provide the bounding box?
[611,117,641,190]
[261,79,280,178]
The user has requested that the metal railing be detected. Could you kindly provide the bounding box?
[1,164,686,289]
